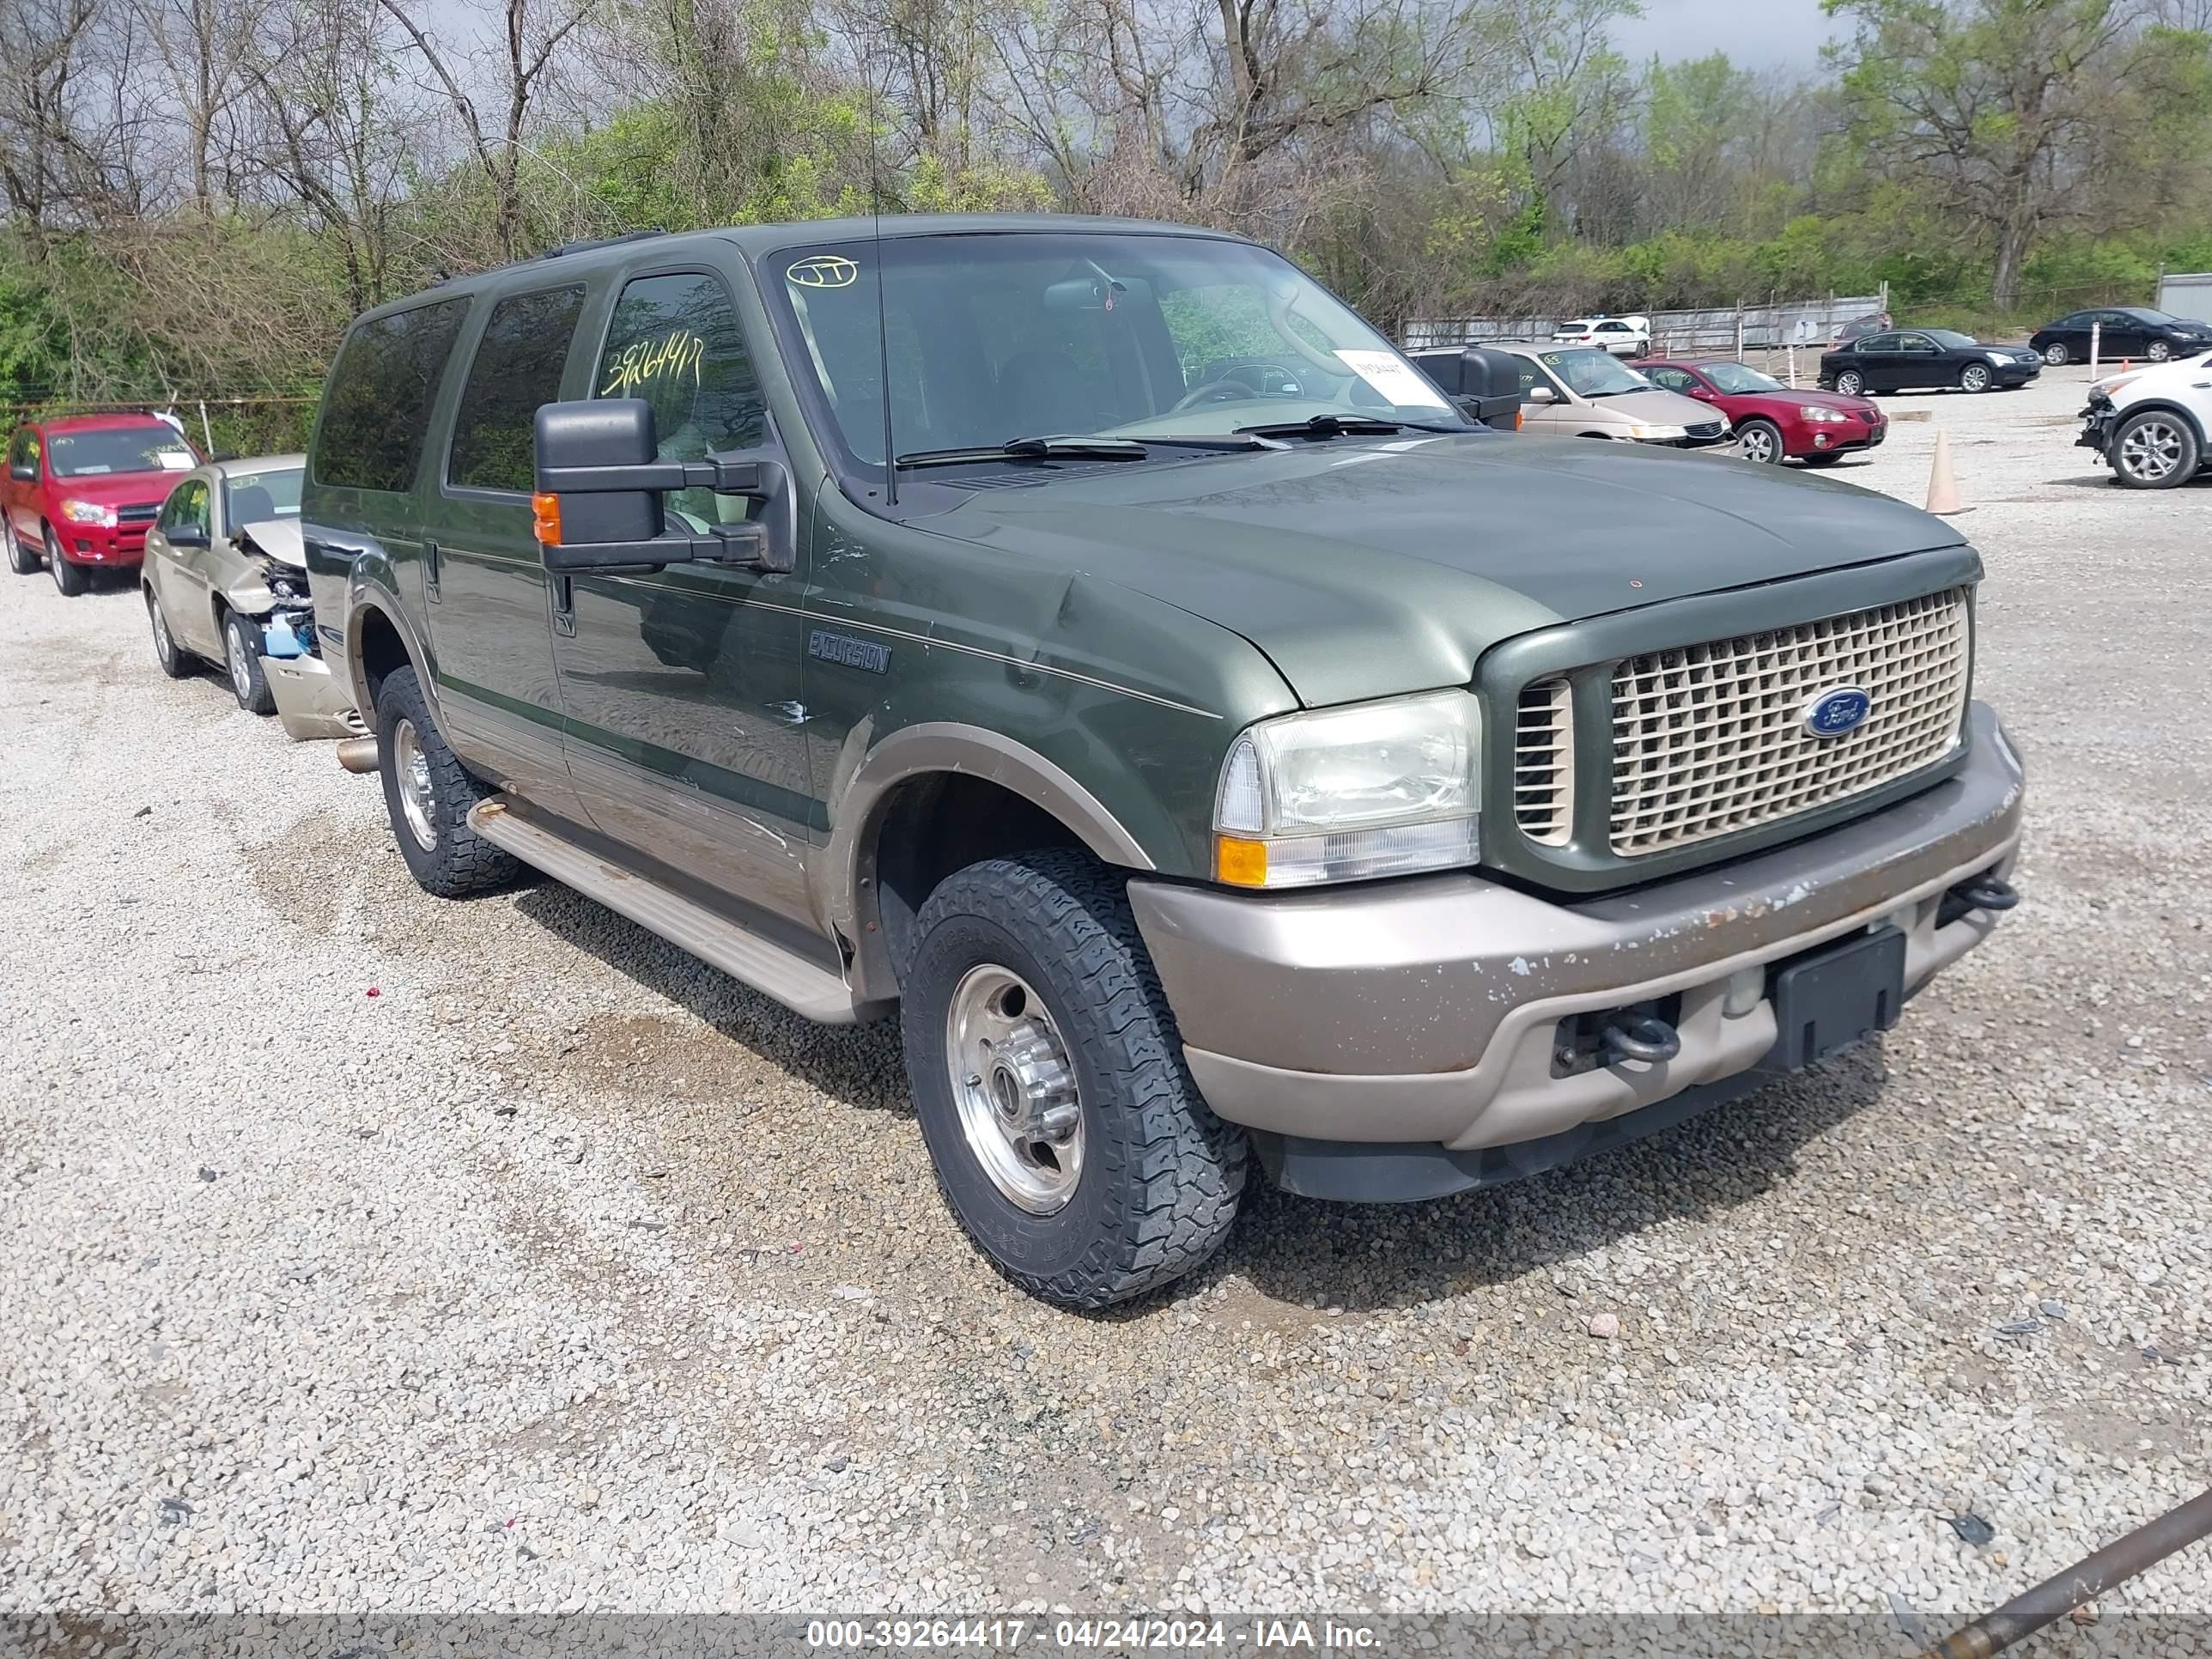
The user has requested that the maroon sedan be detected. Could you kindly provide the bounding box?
[1632,359,1887,467]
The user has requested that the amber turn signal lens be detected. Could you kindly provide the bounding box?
[531,491,562,545]
[1215,835,1268,887]
[1514,409,1524,432]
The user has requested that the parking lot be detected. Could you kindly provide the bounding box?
[2,365,2207,1622]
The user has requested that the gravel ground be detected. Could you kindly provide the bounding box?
[3,366,2208,1628]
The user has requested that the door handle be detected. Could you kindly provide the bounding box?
[422,538,441,603]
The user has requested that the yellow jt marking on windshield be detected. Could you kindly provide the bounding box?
[787,255,859,289]
[600,328,705,397]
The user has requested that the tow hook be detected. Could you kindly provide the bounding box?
[1950,872,2021,912]
[1601,1015,1682,1066]
[335,735,380,775]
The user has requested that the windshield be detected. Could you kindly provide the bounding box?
[761,232,1468,466]
[1929,329,1979,349]
[47,426,196,478]
[224,467,302,522]
[1702,362,1782,393]
[1534,348,1651,397]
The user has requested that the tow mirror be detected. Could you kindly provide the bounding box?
[1407,346,1528,431]
[531,398,796,576]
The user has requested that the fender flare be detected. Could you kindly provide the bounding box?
[341,571,439,733]
[817,722,1158,1000]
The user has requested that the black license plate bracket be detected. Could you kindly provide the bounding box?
[1765,927,1908,1072]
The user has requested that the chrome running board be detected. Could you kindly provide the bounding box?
[466,798,869,1024]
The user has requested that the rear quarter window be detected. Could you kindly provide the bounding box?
[313,298,471,493]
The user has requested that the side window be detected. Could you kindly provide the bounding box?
[1645,366,1693,392]
[1858,333,1898,353]
[447,286,586,493]
[161,478,210,533]
[11,428,41,475]
[594,271,764,528]
[313,298,471,494]
[1899,332,1936,353]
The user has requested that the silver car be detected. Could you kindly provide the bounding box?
[1492,343,1735,448]
[140,454,357,738]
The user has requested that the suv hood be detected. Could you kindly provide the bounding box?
[935,433,1967,707]
[45,467,186,506]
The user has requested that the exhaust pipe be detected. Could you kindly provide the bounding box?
[335,735,380,775]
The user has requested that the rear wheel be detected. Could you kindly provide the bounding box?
[223,611,276,714]
[1959,362,1993,393]
[1834,369,1865,397]
[901,849,1246,1309]
[147,586,191,678]
[2042,341,2070,367]
[2109,409,2199,489]
[1735,419,1784,465]
[46,525,85,596]
[373,665,519,896]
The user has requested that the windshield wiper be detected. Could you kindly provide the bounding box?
[1583,388,1641,398]
[895,435,1149,470]
[1129,433,1289,452]
[1233,414,1464,440]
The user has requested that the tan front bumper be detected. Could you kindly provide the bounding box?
[263,653,363,743]
[1130,703,2025,1155]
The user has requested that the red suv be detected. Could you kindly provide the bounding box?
[1632,358,1887,467]
[5,414,199,595]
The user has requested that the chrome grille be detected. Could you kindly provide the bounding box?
[1513,678,1575,846]
[1607,589,1969,858]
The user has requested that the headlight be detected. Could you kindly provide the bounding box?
[1214,690,1480,888]
[1624,422,1689,441]
[1801,404,1849,423]
[1985,351,2010,366]
[59,498,116,526]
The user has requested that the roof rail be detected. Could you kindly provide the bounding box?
[539,228,668,262]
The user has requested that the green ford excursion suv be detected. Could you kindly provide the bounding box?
[301,216,2025,1309]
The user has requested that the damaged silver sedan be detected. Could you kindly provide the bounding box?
[141,454,359,739]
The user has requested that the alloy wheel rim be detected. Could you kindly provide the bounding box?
[228,623,252,700]
[390,717,438,851]
[1742,427,1777,464]
[151,599,171,661]
[2149,341,2172,362]
[1838,374,1861,396]
[2045,344,2066,365]
[1964,365,1989,391]
[945,963,1085,1214]
[2121,420,2184,482]
[47,535,64,591]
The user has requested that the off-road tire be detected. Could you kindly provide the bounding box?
[1960,362,1993,393]
[8,530,36,575]
[1735,418,1784,465]
[902,850,1247,1309]
[147,586,191,678]
[1833,369,1865,398]
[223,610,276,714]
[373,665,519,897]
[46,525,85,596]
[2108,409,2200,490]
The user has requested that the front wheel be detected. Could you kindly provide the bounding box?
[223,611,276,714]
[1802,451,1847,467]
[1735,418,1784,465]
[2042,342,2070,367]
[8,530,36,575]
[46,525,85,596]
[2109,410,2199,489]
[2148,340,2173,362]
[1960,362,1992,393]
[901,850,1246,1309]
[373,664,519,896]
[1834,370,1865,397]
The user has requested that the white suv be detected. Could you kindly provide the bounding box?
[1552,315,1652,356]
[2078,349,2212,488]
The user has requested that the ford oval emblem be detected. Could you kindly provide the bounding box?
[1802,685,1873,737]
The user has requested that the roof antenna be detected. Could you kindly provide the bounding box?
[866,40,896,507]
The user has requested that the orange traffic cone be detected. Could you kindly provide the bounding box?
[1926,428,1962,515]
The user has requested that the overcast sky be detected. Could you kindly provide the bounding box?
[1611,0,1838,70]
